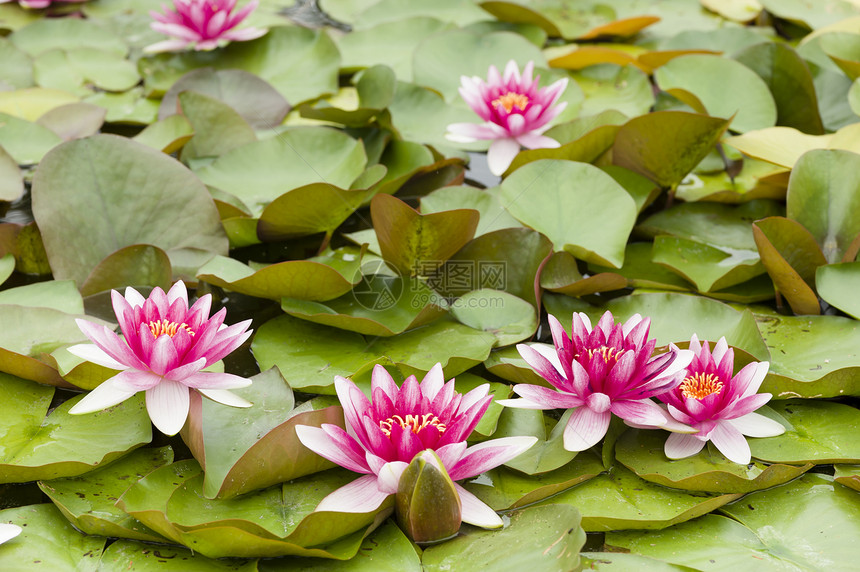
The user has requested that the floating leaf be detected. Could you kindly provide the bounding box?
[182,368,342,499]
[420,186,522,237]
[38,446,173,542]
[36,103,105,141]
[588,243,692,292]
[574,64,655,118]
[79,245,172,297]
[491,408,577,475]
[500,159,637,268]
[449,289,537,346]
[615,427,811,493]
[132,114,194,153]
[0,112,62,165]
[31,134,227,286]
[0,146,23,202]
[652,235,764,293]
[99,539,258,571]
[178,91,256,159]
[541,251,628,297]
[817,262,860,318]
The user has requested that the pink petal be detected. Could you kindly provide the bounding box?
[509,384,583,409]
[198,388,252,407]
[145,379,190,435]
[709,421,751,464]
[563,406,611,451]
[295,424,370,474]
[123,286,146,308]
[516,133,560,149]
[435,441,468,470]
[517,343,568,391]
[75,319,147,371]
[447,436,538,480]
[664,432,706,459]
[66,343,126,371]
[455,483,502,528]
[166,280,188,306]
[335,376,371,436]
[487,138,520,176]
[111,369,163,391]
[727,412,785,438]
[220,27,267,42]
[376,460,408,494]
[164,357,208,382]
[178,371,251,389]
[731,361,770,398]
[610,399,667,427]
[149,334,179,376]
[370,364,399,402]
[315,474,391,513]
[419,363,445,401]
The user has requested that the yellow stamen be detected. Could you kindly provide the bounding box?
[492,92,529,113]
[149,319,195,338]
[379,413,446,437]
[581,346,625,364]
[680,373,723,399]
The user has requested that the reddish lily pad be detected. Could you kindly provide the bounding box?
[615,427,812,493]
[196,247,364,302]
[182,368,343,499]
[177,91,256,159]
[38,446,173,542]
[36,102,105,141]
[79,244,173,297]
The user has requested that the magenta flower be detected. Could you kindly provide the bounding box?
[295,364,537,529]
[68,281,253,436]
[499,311,693,452]
[0,524,21,545]
[144,0,266,54]
[659,335,785,464]
[0,0,85,8]
[446,60,568,176]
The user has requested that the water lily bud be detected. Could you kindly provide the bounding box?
[396,449,462,543]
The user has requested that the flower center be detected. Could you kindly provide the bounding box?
[582,346,625,364]
[149,319,195,338]
[680,373,723,399]
[379,413,446,437]
[492,92,529,113]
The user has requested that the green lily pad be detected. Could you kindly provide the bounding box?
[335,16,454,78]
[420,186,522,238]
[299,65,395,127]
[580,552,694,571]
[197,247,363,302]
[464,450,604,510]
[834,464,860,493]
[421,504,584,572]
[612,111,731,189]
[752,216,824,315]
[483,345,553,387]
[411,29,546,102]
[500,159,637,268]
[120,459,391,559]
[84,87,160,125]
[538,463,741,532]
[10,17,126,58]
[449,289,537,347]
[748,400,860,463]
[79,244,172,297]
[0,279,82,313]
[159,67,289,130]
[0,146,23,202]
[615,427,812,493]
[251,314,496,393]
[0,373,150,483]
[98,539,258,571]
[492,408,577,475]
[734,41,825,134]
[0,253,13,285]
[817,262,860,318]
[655,54,777,133]
[177,90,256,159]
[507,119,621,175]
[31,134,227,286]
[371,193,479,277]
[194,126,367,218]
[38,446,173,542]
[384,80,476,149]
[574,64,655,118]
[281,276,445,337]
[132,114,194,153]
[181,368,342,499]
[786,148,860,263]
[34,47,139,95]
[349,0,489,29]
[140,27,340,105]
[588,243,693,292]
[651,235,764,293]
[754,310,860,397]
[0,87,78,121]
[257,182,378,243]
[0,37,33,89]
[35,102,105,142]
[0,112,62,165]
[0,504,106,571]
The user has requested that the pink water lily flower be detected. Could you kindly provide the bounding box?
[144,0,267,53]
[68,281,253,436]
[0,523,21,544]
[499,311,693,452]
[295,364,537,529]
[446,60,568,176]
[0,0,86,9]
[659,335,785,464]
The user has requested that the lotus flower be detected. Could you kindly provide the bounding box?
[446,60,568,176]
[295,364,537,529]
[659,335,785,464]
[0,524,21,545]
[68,281,253,436]
[144,0,267,53]
[499,311,693,452]
[0,0,86,8]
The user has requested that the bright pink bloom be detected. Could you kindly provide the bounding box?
[499,311,693,452]
[144,0,266,53]
[659,335,784,464]
[295,364,537,528]
[446,60,568,176]
[68,281,253,435]
[0,0,85,8]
